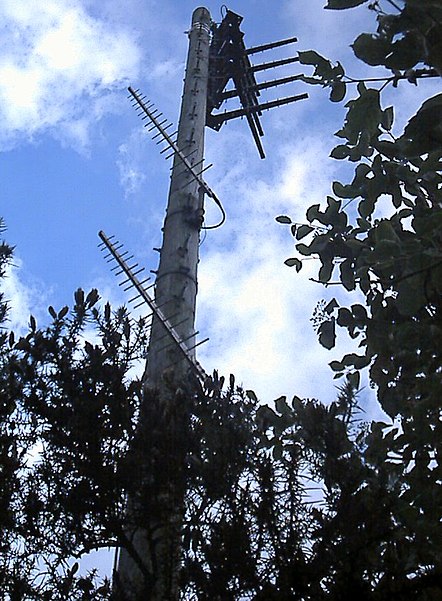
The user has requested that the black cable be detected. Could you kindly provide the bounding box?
[201,195,226,230]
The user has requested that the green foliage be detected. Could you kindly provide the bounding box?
[3,243,436,598]
[2,270,401,600]
[280,0,442,596]
[182,377,389,600]
[285,0,442,405]
[183,375,442,599]
[0,238,370,599]
[0,271,150,598]
[0,223,23,596]
[299,51,347,102]
[354,0,442,73]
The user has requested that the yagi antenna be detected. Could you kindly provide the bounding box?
[98,230,208,382]
[128,86,226,229]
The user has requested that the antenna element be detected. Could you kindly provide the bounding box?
[98,230,208,382]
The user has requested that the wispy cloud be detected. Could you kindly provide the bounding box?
[196,135,349,403]
[0,0,141,151]
[2,259,51,334]
[117,129,149,197]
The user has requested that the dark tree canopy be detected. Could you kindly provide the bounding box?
[1,0,442,599]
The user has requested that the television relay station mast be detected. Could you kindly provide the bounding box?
[99,6,307,599]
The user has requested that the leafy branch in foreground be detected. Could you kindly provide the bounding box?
[298,0,442,102]
[283,0,442,408]
[280,1,442,596]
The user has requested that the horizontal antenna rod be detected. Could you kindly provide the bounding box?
[208,92,308,127]
[249,56,300,73]
[220,73,304,101]
[246,36,298,55]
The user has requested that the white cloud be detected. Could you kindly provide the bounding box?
[0,0,142,150]
[117,130,148,197]
[284,0,378,70]
[2,259,51,334]
[196,136,349,404]
[198,236,346,404]
[149,58,184,82]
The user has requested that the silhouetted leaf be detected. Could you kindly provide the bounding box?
[318,319,336,349]
[58,306,69,319]
[330,145,350,159]
[326,0,368,7]
[352,34,390,65]
[330,80,346,102]
[275,215,292,224]
[296,224,314,239]
[284,257,302,271]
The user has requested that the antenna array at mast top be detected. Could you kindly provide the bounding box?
[207,8,308,158]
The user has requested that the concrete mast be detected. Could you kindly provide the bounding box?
[115,7,211,600]
[145,6,211,387]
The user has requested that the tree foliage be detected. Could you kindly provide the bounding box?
[0,271,149,597]
[279,0,442,595]
[1,0,442,599]
[2,281,415,600]
[0,260,379,600]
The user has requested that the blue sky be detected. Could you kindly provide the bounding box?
[0,0,395,408]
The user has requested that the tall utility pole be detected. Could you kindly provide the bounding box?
[105,7,307,598]
[144,6,211,387]
[114,7,211,600]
